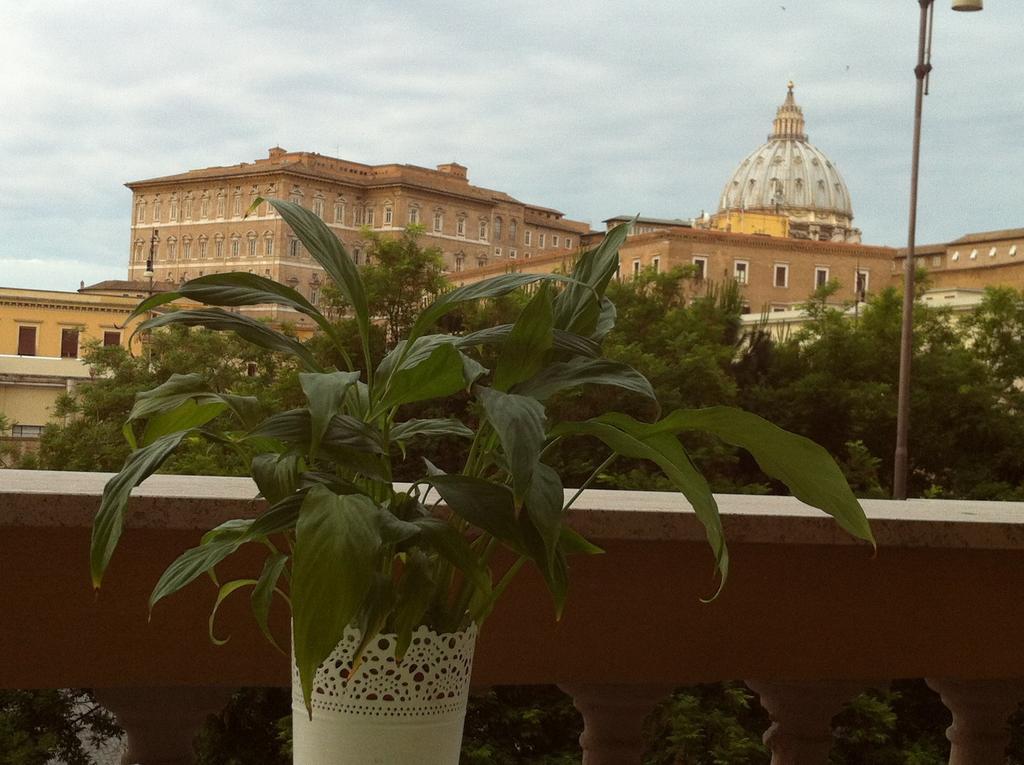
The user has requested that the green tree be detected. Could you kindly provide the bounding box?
[0,690,121,765]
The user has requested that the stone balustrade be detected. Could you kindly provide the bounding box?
[3,469,1024,764]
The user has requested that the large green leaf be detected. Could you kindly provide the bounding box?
[141,400,227,447]
[260,198,370,368]
[513,358,656,403]
[251,453,302,505]
[552,220,631,337]
[422,473,523,548]
[378,342,466,410]
[246,409,384,455]
[390,418,474,446]
[408,272,576,344]
[551,418,727,589]
[477,387,546,507]
[410,517,491,595]
[493,283,554,392]
[300,371,361,457]
[129,374,209,421]
[390,549,436,659]
[251,552,289,652]
[124,290,181,323]
[148,537,245,612]
[132,308,321,371]
[634,407,874,545]
[523,462,564,572]
[292,487,382,714]
[459,325,601,359]
[91,430,192,588]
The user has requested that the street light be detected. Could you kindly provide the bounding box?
[893,0,982,500]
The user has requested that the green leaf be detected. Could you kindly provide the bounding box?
[292,487,382,714]
[149,537,245,613]
[378,342,466,410]
[125,290,181,323]
[552,219,631,337]
[513,358,656,403]
[251,552,289,652]
[246,410,384,455]
[391,550,435,659]
[132,308,322,371]
[299,371,361,457]
[593,297,617,341]
[260,197,370,367]
[251,453,302,506]
[208,578,258,646]
[411,517,491,595]
[91,430,191,588]
[423,473,524,548]
[551,418,727,590]
[129,374,209,422]
[523,462,564,572]
[641,407,875,545]
[390,418,474,444]
[477,387,546,507]
[560,525,603,556]
[248,493,306,538]
[409,272,577,343]
[459,325,601,359]
[493,283,554,392]
[141,399,227,447]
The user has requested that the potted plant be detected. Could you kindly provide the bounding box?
[90,199,873,764]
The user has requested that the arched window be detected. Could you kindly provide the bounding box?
[509,220,518,242]
[494,217,502,240]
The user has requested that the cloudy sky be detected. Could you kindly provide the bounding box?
[1,1,1021,291]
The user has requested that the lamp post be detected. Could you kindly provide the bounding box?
[893,0,982,500]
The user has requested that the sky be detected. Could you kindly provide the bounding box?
[1,1,1022,291]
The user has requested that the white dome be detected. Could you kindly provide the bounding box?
[718,84,854,224]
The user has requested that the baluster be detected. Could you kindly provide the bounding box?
[94,686,233,765]
[559,683,673,765]
[926,678,1024,765]
[745,679,871,765]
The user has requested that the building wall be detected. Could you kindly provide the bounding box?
[892,229,1024,292]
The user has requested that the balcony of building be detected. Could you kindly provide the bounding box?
[2,469,1024,764]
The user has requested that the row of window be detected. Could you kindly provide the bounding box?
[137,191,577,250]
[630,257,870,293]
[14,326,120,358]
[949,245,1019,263]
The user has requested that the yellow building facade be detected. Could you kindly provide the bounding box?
[0,287,146,438]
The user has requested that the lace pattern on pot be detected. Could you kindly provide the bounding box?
[294,624,477,719]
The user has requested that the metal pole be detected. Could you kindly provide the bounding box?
[893,0,933,499]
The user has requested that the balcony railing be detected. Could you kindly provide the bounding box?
[3,469,1024,764]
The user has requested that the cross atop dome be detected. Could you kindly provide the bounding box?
[771,81,807,142]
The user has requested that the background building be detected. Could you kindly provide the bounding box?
[0,287,146,440]
[126,149,593,302]
[893,227,1024,291]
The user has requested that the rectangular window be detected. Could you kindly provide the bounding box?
[184,199,193,220]
[103,331,121,347]
[217,197,226,218]
[289,239,300,258]
[17,326,37,356]
[183,241,192,259]
[652,257,660,273]
[334,202,345,224]
[409,207,420,225]
[168,242,177,260]
[310,287,319,306]
[60,328,80,358]
[509,249,517,259]
[433,212,443,232]
[565,238,572,249]
[692,256,708,280]
[136,204,144,223]
[153,201,161,222]
[495,247,502,257]
[231,239,240,258]
[733,260,749,284]
[313,198,325,219]
[215,240,223,259]
[170,201,179,222]
[12,424,43,438]
[552,235,559,248]
[524,230,533,246]
[233,195,242,217]
[741,303,751,315]
[200,198,210,218]
[455,255,464,272]
[632,259,641,277]
[457,218,466,237]
[384,206,393,225]
[815,267,830,288]
[199,240,208,259]
[772,304,788,313]
[479,221,488,241]
[539,233,546,248]
[249,238,258,258]
[265,238,274,257]
[855,269,870,296]
[774,263,789,288]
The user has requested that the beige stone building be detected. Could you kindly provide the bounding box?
[893,227,1024,292]
[126,149,592,307]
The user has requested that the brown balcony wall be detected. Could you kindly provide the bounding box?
[3,469,1024,763]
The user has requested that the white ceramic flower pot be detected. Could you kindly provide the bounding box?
[292,624,477,765]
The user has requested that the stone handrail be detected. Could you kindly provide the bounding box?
[3,469,1024,764]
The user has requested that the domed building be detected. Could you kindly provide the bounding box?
[715,83,861,243]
